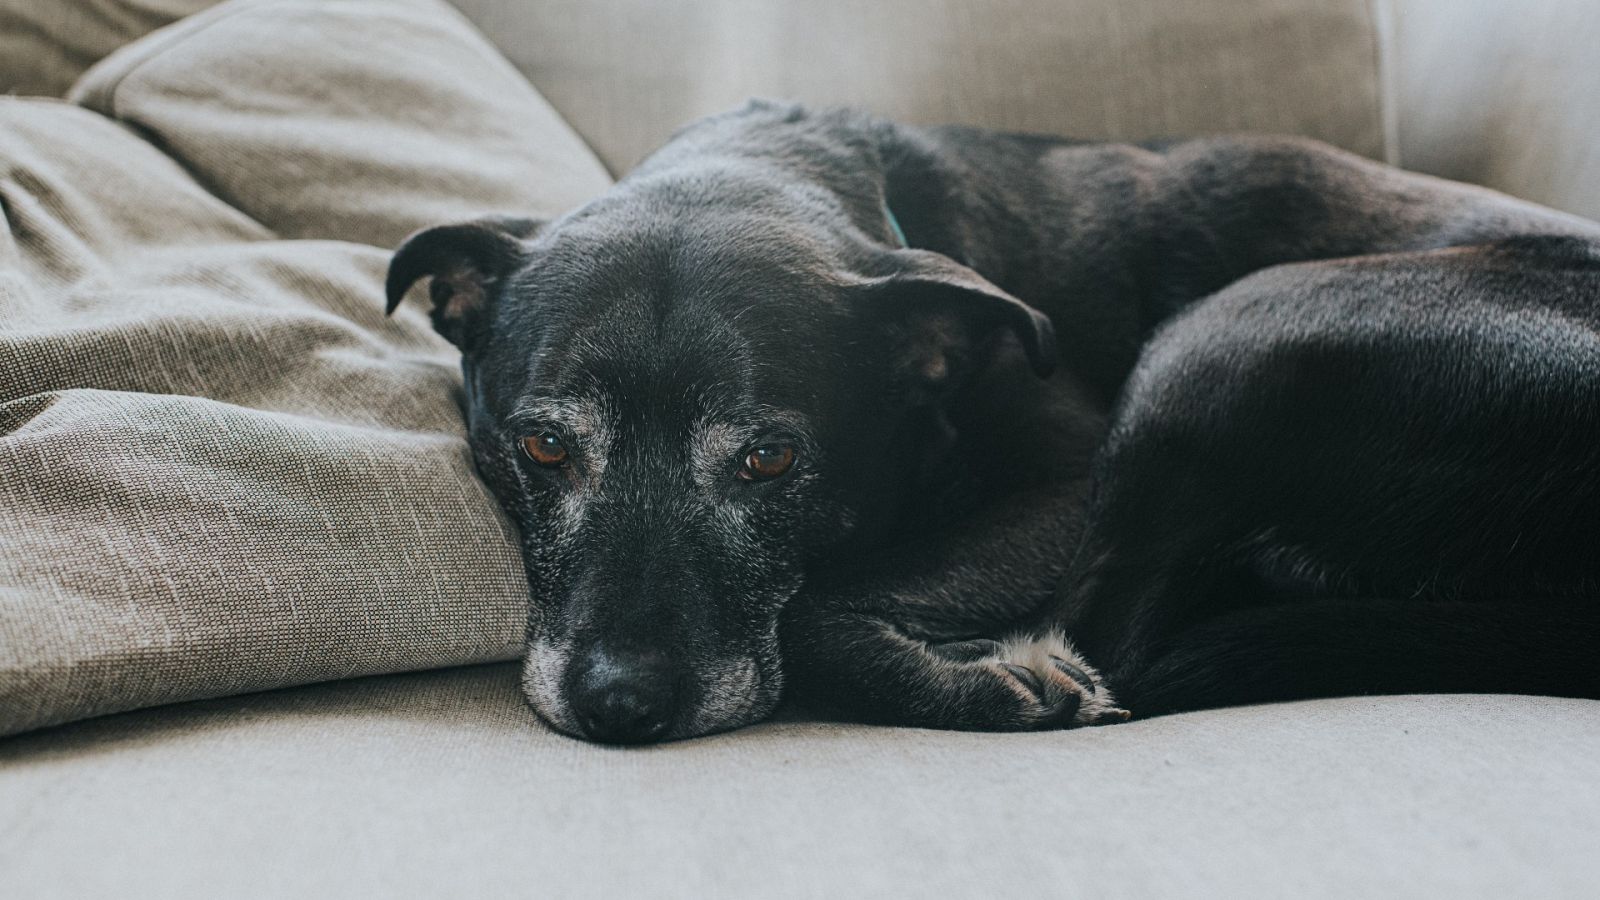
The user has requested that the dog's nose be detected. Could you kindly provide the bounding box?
[569,646,679,743]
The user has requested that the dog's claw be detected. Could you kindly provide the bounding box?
[1049,655,1095,694]
[933,638,1005,663]
[999,662,1046,699]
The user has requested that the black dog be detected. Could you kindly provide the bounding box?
[387,101,1600,742]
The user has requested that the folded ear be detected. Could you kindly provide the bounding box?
[850,249,1058,390]
[385,215,543,347]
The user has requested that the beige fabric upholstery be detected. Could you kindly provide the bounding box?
[3,4,1600,896]
[70,0,611,247]
[4,668,1598,899]
[449,0,1392,175]
[10,0,1600,225]
[0,0,612,737]
[1391,0,1600,221]
[0,0,215,97]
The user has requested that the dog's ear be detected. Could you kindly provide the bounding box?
[850,249,1057,391]
[385,215,544,348]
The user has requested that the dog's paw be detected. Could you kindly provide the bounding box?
[928,631,1130,729]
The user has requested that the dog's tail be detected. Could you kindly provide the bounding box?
[1122,597,1600,716]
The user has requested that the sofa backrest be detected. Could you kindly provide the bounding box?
[1391,0,1600,221]
[449,0,1391,175]
[3,0,1597,219]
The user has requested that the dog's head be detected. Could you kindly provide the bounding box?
[386,105,1055,742]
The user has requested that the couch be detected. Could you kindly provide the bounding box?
[2,0,1597,896]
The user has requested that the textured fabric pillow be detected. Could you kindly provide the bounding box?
[0,0,611,736]
[0,0,217,98]
[69,0,611,248]
[450,0,1392,176]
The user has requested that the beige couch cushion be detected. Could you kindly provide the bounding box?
[1392,0,1600,221]
[4,667,1597,899]
[0,0,611,736]
[450,0,1392,175]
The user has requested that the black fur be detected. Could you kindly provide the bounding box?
[387,101,1600,740]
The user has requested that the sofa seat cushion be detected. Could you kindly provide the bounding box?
[3,670,1597,898]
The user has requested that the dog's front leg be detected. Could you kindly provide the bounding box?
[779,481,1130,731]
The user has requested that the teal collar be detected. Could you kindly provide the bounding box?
[882,198,909,248]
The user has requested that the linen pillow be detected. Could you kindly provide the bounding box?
[70,0,612,248]
[0,0,610,736]
[0,0,217,98]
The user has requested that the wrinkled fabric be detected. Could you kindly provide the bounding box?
[0,0,613,736]
[0,0,215,97]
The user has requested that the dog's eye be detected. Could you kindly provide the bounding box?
[521,432,569,467]
[738,444,796,481]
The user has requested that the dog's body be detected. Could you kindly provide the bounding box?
[388,102,1600,741]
